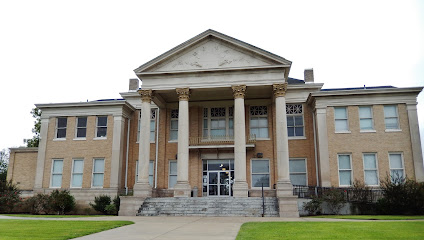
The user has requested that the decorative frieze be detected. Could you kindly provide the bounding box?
[138,89,153,103]
[232,85,247,99]
[176,88,190,101]
[273,83,288,97]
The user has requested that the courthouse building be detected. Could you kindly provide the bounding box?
[7,30,424,217]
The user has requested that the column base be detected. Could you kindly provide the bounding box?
[276,180,294,197]
[118,196,145,216]
[133,182,152,197]
[278,196,300,218]
[232,181,248,197]
[173,182,191,197]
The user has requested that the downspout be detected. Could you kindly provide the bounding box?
[124,118,131,195]
[312,109,320,186]
[154,108,160,189]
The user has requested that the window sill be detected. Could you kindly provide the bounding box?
[288,136,306,140]
[73,138,86,141]
[136,141,156,144]
[385,129,402,132]
[94,137,107,140]
[53,138,66,141]
[360,130,376,133]
[70,187,82,189]
[168,140,178,143]
[251,187,271,190]
[91,186,104,189]
[335,131,351,134]
[254,138,271,141]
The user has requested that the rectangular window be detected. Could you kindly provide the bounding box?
[286,104,304,137]
[51,159,63,188]
[92,158,104,187]
[363,153,378,185]
[56,117,67,139]
[289,159,307,186]
[359,106,374,130]
[135,160,154,186]
[96,116,108,138]
[338,154,352,186]
[137,109,157,142]
[334,107,349,132]
[71,159,84,188]
[170,109,178,141]
[203,107,233,139]
[250,106,269,138]
[169,161,177,188]
[389,153,404,180]
[76,117,87,138]
[251,159,270,187]
[384,105,399,130]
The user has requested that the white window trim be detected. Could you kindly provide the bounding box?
[289,158,308,186]
[388,152,405,180]
[359,106,375,132]
[337,153,353,187]
[249,105,270,140]
[54,117,67,140]
[91,158,105,188]
[169,109,179,142]
[286,104,305,139]
[94,116,108,140]
[384,105,401,131]
[50,159,63,188]
[250,158,271,189]
[334,107,351,133]
[137,109,157,143]
[74,117,87,140]
[168,160,177,189]
[202,106,234,140]
[70,159,84,188]
[362,153,379,186]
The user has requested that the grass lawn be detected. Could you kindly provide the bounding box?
[1,214,105,218]
[0,219,133,240]
[307,215,424,220]
[236,222,424,240]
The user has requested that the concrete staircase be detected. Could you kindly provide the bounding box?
[137,197,279,217]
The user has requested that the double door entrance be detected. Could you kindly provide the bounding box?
[202,159,234,196]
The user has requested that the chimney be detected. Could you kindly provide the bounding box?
[129,78,139,91]
[304,69,314,83]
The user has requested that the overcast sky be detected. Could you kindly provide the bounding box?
[0,0,423,155]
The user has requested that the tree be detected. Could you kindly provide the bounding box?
[0,149,8,181]
[24,107,42,147]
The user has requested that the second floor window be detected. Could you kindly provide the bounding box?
[286,104,304,137]
[96,116,108,138]
[137,109,157,142]
[56,117,67,139]
[203,107,233,139]
[170,109,178,141]
[250,106,268,138]
[359,106,374,131]
[384,105,399,130]
[334,107,349,132]
[76,117,87,138]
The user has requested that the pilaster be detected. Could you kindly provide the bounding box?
[34,117,49,190]
[110,115,125,189]
[315,107,331,187]
[406,104,424,182]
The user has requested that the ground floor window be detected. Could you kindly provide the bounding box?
[251,159,270,188]
[389,153,404,181]
[92,158,104,187]
[338,154,352,186]
[169,161,177,188]
[71,159,84,188]
[363,153,378,185]
[289,158,307,186]
[51,159,63,188]
[135,160,154,186]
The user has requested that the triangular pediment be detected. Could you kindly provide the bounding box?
[135,29,291,74]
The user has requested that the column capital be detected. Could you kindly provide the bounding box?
[176,88,190,101]
[273,83,288,97]
[232,85,246,99]
[138,89,153,103]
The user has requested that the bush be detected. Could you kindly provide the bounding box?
[0,180,21,213]
[26,193,52,214]
[105,204,117,215]
[376,177,424,215]
[322,188,345,215]
[113,195,120,214]
[50,189,76,215]
[303,195,322,215]
[90,195,111,214]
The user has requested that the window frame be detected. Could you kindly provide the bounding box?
[202,106,234,140]
[334,107,350,133]
[137,109,157,143]
[362,153,379,186]
[50,159,64,188]
[168,160,177,189]
[55,117,67,140]
[135,160,154,186]
[71,159,84,188]
[359,106,375,132]
[95,116,108,139]
[250,158,271,189]
[286,104,305,139]
[91,158,105,188]
[169,109,179,141]
[74,116,87,140]
[389,152,405,181]
[289,158,308,186]
[384,105,401,131]
[337,153,353,187]
[249,106,269,140]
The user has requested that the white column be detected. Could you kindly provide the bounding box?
[232,85,248,197]
[407,104,424,182]
[174,88,191,197]
[110,115,125,190]
[315,107,331,187]
[273,83,293,196]
[34,117,49,191]
[134,89,153,197]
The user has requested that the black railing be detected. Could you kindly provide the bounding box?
[293,185,384,203]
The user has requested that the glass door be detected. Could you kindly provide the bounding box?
[202,159,234,196]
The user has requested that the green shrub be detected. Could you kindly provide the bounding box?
[25,193,52,214]
[0,180,21,213]
[323,188,345,215]
[90,195,111,214]
[50,189,76,215]
[105,204,117,215]
[113,195,120,214]
[303,195,322,215]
